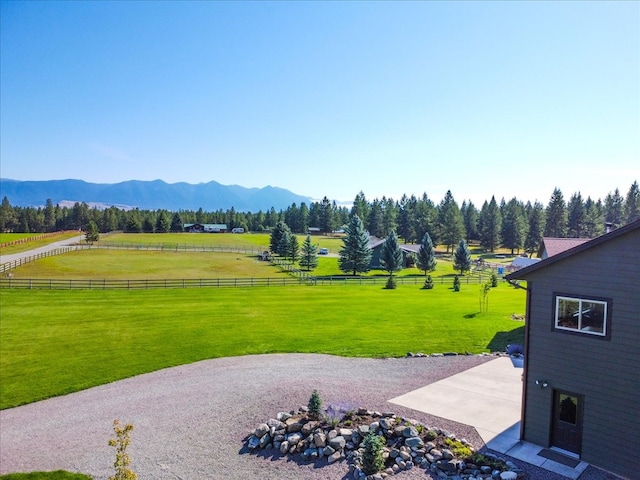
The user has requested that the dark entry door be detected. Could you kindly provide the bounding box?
[551,390,583,455]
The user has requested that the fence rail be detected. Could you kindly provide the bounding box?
[92,242,268,254]
[0,247,82,274]
[0,273,495,290]
[0,277,315,290]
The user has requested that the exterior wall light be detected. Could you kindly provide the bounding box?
[535,380,549,389]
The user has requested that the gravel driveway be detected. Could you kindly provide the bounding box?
[0,354,620,480]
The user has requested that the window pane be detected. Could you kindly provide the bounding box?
[558,394,578,424]
[557,298,579,329]
[580,301,605,334]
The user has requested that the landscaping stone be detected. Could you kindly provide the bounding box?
[246,405,523,479]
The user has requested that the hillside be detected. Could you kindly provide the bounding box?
[0,178,312,211]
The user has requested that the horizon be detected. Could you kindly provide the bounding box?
[2,176,637,210]
[1,1,638,207]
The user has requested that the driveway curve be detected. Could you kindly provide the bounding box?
[0,354,616,480]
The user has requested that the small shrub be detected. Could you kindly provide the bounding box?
[308,389,322,420]
[422,275,434,290]
[453,275,461,292]
[361,432,385,475]
[445,437,472,458]
[108,420,137,480]
[423,429,437,441]
[385,276,397,289]
[466,452,507,471]
[404,252,416,268]
[490,272,498,287]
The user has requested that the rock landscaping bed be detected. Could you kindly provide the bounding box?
[246,403,525,480]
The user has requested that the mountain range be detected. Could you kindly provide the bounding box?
[0,179,313,212]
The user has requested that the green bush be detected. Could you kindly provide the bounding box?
[453,275,461,292]
[490,272,498,287]
[422,274,434,289]
[307,389,322,420]
[361,432,385,474]
[385,276,397,289]
[423,429,437,441]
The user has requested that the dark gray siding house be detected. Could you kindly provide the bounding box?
[506,219,640,479]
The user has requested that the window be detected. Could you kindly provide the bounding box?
[555,295,609,337]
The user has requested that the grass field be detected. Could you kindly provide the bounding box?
[0,283,525,409]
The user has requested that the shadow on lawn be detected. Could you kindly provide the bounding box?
[486,325,525,352]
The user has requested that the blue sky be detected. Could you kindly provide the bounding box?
[1,1,638,207]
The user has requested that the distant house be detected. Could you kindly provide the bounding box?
[537,237,590,260]
[505,219,640,479]
[368,236,420,269]
[183,223,227,233]
[308,227,321,235]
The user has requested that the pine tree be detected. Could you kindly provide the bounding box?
[524,201,545,256]
[438,190,465,253]
[453,239,472,275]
[155,211,171,233]
[479,196,501,252]
[501,198,526,254]
[604,188,624,228]
[299,235,319,271]
[270,221,289,253]
[544,188,567,237]
[624,181,640,224]
[170,212,183,232]
[416,232,437,275]
[567,193,586,238]
[338,215,372,276]
[380,230,403,282]
[85,221,100,244]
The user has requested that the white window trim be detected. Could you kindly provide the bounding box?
[555,296,608,337]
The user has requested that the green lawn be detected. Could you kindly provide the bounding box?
[0,283,525,409]
[0,472,91,480]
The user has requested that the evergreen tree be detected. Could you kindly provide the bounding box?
[155,211,171,233]
[544,188,567,237]
[524,201,545,256]
[270,221,289,253]
[299,235,319,271]
[85,220,100,244]
[380,230,403,279]
[479,196,501,252]
[414,193,437,246]
[367,199,384,238]
[170,212,183,232]
[567,192,586,237]
[453,239,472,275]
[398,195,417,243]
[142,216,155,233]
[437,190,465,253]
[0,196,17,232]
[351,191,370,226]
[583,197,604,237]
[318,196,335,234]
[624,181,640,224]
[381,197,398,238]
[276,228,293,258]
[338,215,372,276]
[501,198,526,254]
[44,199,56,232]
[461,200,479,242]
[286,233,300,262]
[604,188,624,228]
[416,232,437,275]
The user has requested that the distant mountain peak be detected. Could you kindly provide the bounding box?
[0,178,312,211]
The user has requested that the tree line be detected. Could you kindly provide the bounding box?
[1,181,638,256]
